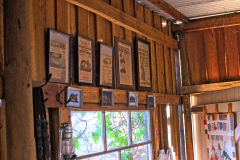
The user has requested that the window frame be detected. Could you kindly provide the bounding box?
[70,109,154,160]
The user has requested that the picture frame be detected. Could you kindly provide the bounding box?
[135,38,152,91]
[147,95,156,108]
[77,35,95,85]
[46,28,71,84]
[115,37,134,90]
[101,89,114,107]
[67,87,83,109]
[97,42,114,88]
[128,92,138,107]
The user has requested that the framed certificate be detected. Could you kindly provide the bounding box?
[115,37,134,90]
[77,35,95,85]
[47,28,71,84]
[97,43,114,88]
[128,92,138,107]
[135,38,152,91]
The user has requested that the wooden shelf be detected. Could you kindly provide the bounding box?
[43,83,181,109]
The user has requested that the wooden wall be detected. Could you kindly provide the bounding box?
[180,26,240,86]
[0,0,181,159]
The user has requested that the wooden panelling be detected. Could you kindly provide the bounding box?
[185,31,207,85]
[156,43,166,93]
[224,26,240,81]
[203,29,220,83]
[0,101,6,160]
[215,28,227,81]
[0,0,3,76]
[163,46,173,94]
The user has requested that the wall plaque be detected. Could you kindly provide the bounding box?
[135,38,152,91]
[77,35,95,85]
[47,29,71,84]
[98,43,114,88]
[101,89,114,107]
[128,92,138,107]
[115,37,134,90]
[147,95,156,108]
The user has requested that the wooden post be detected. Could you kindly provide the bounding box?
[182,95,194,160]
[4,0,36,159]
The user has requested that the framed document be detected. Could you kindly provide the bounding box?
[47,28,71,84]
[115,37,134,90]
[147,95,156,108]
[101,89,114,107]
[135,38,152,91]
[67,87,83,109]
[98,43,114,88]
[77,35,95,85]
[128,92,138,107]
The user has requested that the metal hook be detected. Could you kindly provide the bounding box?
[56,79,72,105]
[38,74,52,88]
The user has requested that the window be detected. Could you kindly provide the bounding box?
[71,111,152,160]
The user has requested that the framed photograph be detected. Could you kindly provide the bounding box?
[97,43,114,88]
[115,37,134,90]
[47,28,71,84]
[101,89,114,107]
[67,87,83,109]
[135,38,152,91]
[77,35,95,85]
[147,95,156,108]
[128,92,138,107]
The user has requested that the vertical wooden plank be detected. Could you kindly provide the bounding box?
[49,108,60,160]
[185,31,207,85]
[203,29,220,83]
[153,107,160,160]
[215,28,227,81]
[179,33,190,86]
[171,49,177,94]
[163,46,173,94]
[45,0,55,29]
[160,105,169,150]
[0,101,7,160]
[134,1,145,39]
[96,15,112,45]
[156,43,166,93]
[162,17,168,34]
[5,0,36,158]
[150,41,158,92]
[153,12,161,31]
[144,7,153,26]
[31,0,46,87]
[123,0,135,44]
[224,26,240,81]
[183,95,194,160]
[0,0,3,76]
[174,51,181,93]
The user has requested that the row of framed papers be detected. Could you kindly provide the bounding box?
[47,28,152,91]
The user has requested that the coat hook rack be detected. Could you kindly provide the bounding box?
[56,78,72,105]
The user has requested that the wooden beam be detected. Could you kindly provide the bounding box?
[149,0,188,22]
[66,0,178,49]
[43,83,181,108]
[4,0,36,159]
[179,80,240,94]
[174,13,240,32]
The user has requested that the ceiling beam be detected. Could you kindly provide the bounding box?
[173,13,240,32]
[149,0,188,22]
[179,80,240,95]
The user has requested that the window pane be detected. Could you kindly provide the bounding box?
[82,152,119,160]
[121,144,152,160]
[106,112,129,149]
[131,111,150,144]
[71,112,103,156]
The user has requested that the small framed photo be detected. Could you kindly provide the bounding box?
[135,38,152,91]
[128,92,138,107]
[101,89,114,107]
[47,28,71,84]
[97,43,114,88]
[147,95,156,108]
[67,87,83,109]
[77,35,95,85]
[115,37,134,90]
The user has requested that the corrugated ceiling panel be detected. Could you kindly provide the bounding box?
[164,0,240,19]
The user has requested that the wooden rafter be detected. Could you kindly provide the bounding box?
[66,0,178,49]
[174,12,240,32]
[148,0,188,22]
[179,80,240,94]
